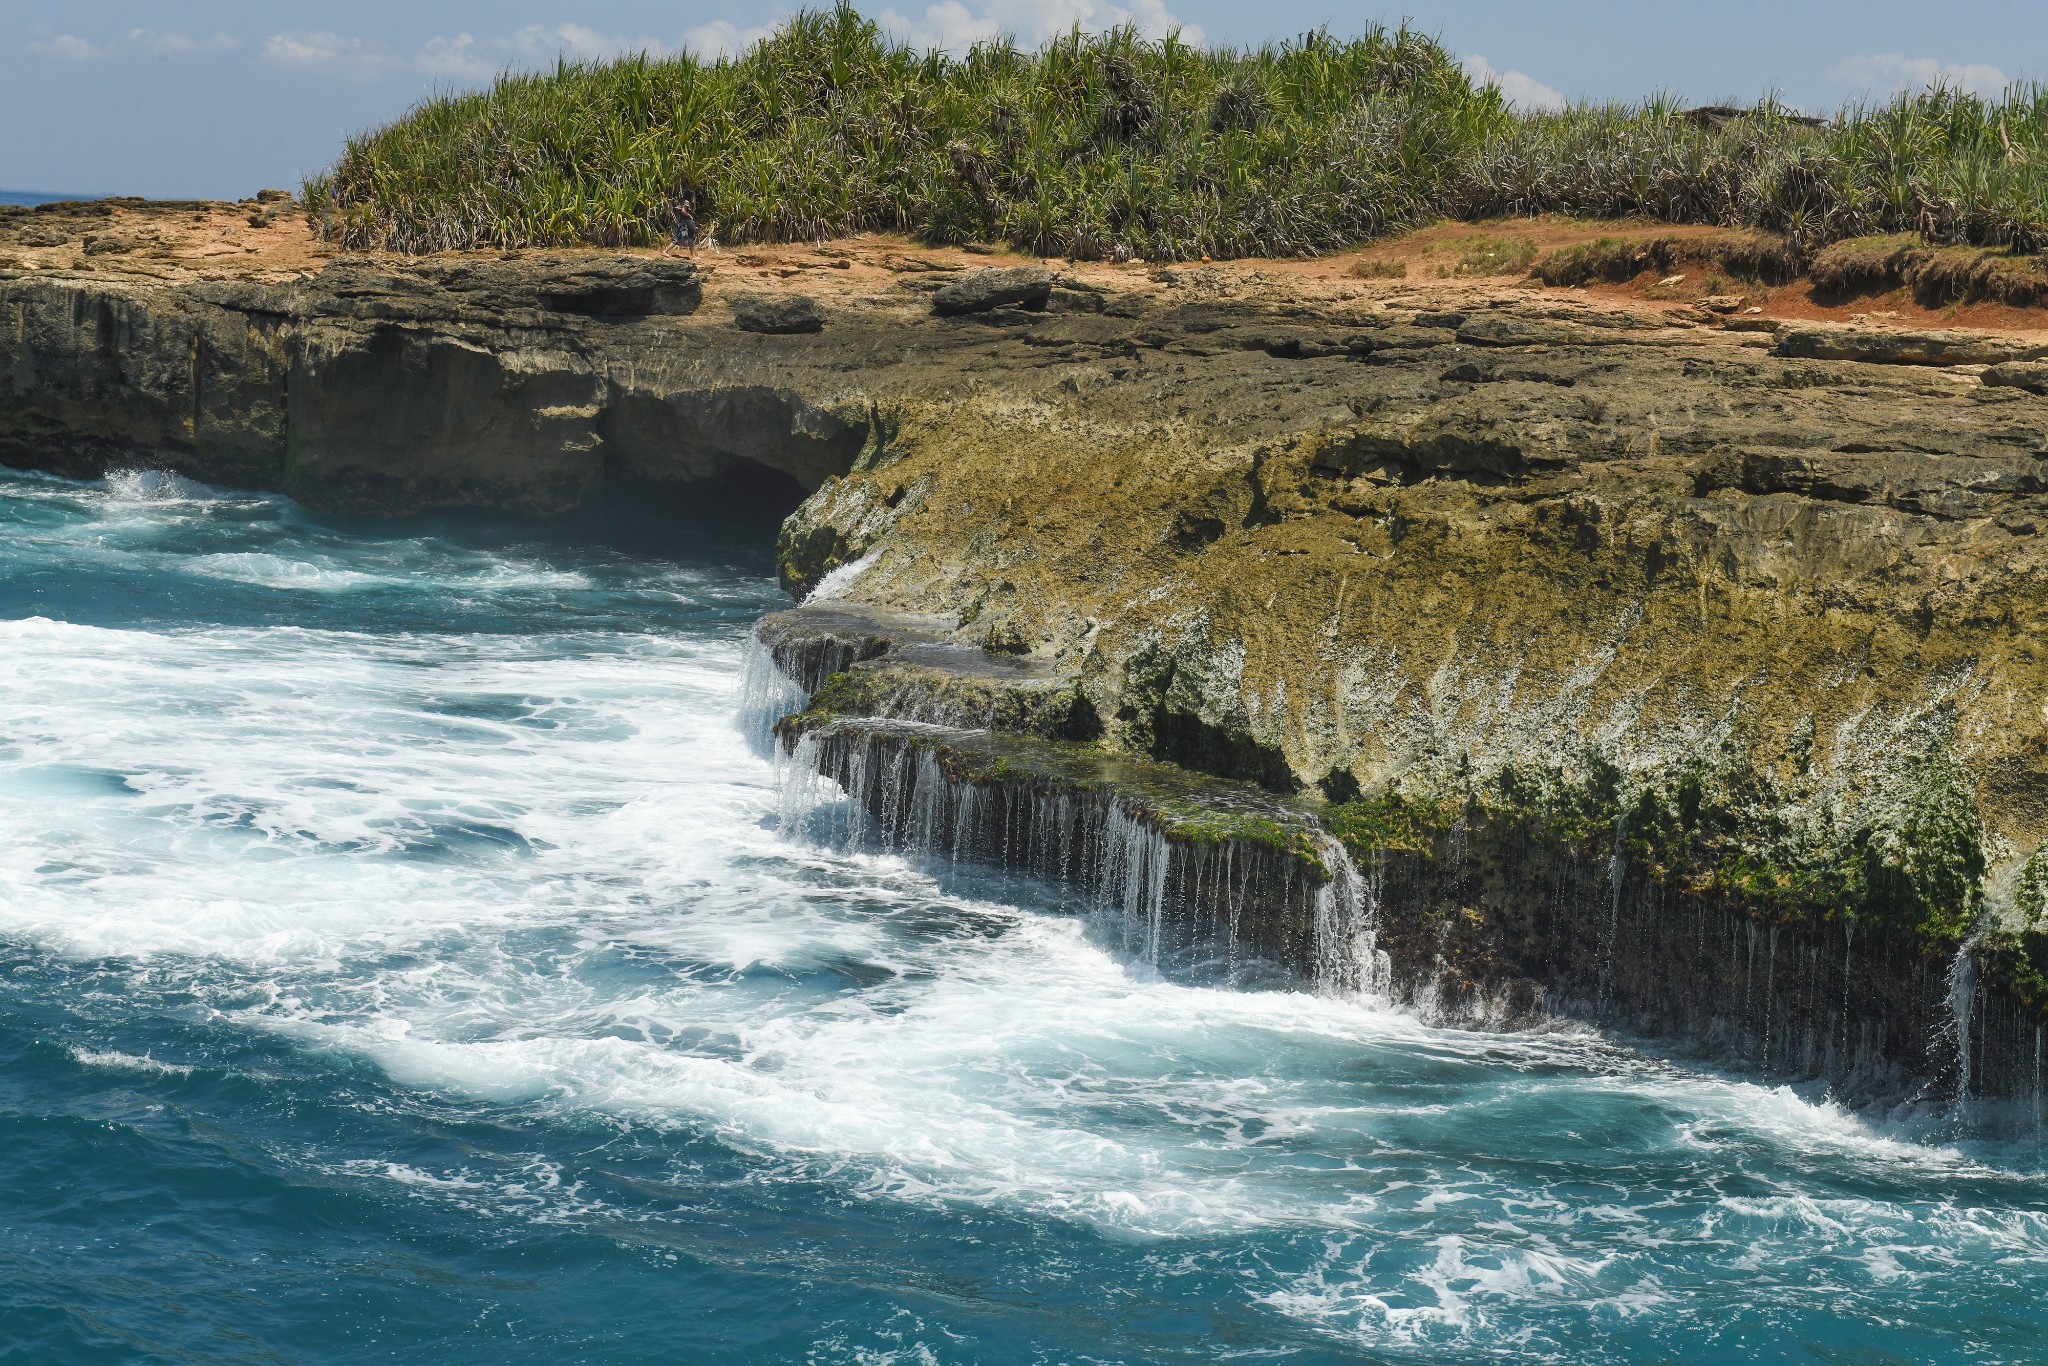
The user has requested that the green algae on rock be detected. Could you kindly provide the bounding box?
[755,584,2046,1097]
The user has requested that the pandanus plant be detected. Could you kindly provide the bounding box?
[304,3,2047,267]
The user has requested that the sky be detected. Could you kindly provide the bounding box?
[4,1,2045,199]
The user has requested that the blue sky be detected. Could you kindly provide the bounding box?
[5,1,2044,199]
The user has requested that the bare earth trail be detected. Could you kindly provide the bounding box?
[12,193,2048,332]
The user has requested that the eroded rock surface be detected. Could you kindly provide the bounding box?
[732,293,826,334]
[0,252,882,511]
[8,217,2048,1095]
[930,265,1052,316]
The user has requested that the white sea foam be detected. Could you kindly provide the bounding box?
[8,472,2048,1359]
[70,1047,194,1077]
[188,552,400,593]
[101,468,238,504]
[4,604,2027,1251]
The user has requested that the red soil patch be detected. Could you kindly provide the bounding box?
[10,202,2046,340]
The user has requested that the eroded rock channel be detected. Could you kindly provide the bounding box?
[8,229,2048,1103]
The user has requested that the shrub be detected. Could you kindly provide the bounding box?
[307,6,2047,266]
[307,6,1500,260]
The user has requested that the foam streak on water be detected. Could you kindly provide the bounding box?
[1,465,2046,1364]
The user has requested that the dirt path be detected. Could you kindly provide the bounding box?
[5,197,2047,340]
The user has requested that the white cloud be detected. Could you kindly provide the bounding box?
[129,29,238,58]
[1830,53,2009,99]
[25,32,102,59]
[76,6,1213,92]
[408,6,1206,79]
[416,33,491,80]
[506,22,668,62]
[1461,54,1565,112]
[416,23,679,81]
[27,27,237,61]
[263,31,401,81]
[877,3,1001,52]
[878,0,1204,55]
[680,20,777,60]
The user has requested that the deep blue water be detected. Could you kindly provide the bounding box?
[3,464,2047,1364]
[0,191,102,207]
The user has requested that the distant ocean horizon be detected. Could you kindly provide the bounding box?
[0,189,103,207]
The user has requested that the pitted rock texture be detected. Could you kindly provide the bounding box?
[1985,360,2048,395]
[731,293,826,334]
[14,215,2048,1091]
[5,231,2048,904]
[930,265,1052,316]
[763,292,2048,908]
[0,254,880,512]
[761,601,1100,740]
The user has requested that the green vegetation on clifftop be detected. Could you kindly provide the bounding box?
[308,4,2048,261]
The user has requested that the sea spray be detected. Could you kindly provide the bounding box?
[805,547,882,602]
[1744,920,1758,1050]
[9,465,2048,1361]
[1841,921,1855,1076]
[1597,812,1627,1011]
[1764,923,1780,1069]
[761,648,2041,1103]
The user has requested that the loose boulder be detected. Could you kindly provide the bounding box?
[537,261,701,318]
[1983,360,2048,395]
[931,266,1053,317]
[732,293,826,335]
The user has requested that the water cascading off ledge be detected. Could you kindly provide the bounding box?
[776,714,1396,999]
[745,610,2048,1112]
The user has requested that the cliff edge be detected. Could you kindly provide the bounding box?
[7,197,2048,1098]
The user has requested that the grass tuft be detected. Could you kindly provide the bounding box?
[1347,256,1407,279]
[1451,233,1537,276]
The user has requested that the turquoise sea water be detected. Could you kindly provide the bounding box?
[3,463,2047,1363]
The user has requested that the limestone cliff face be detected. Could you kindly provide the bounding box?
[7,248,2047,873]
[759,287,2048,1093]
[0,255,887,512]
[778,303,2048,882]
[8,240,2048,1091]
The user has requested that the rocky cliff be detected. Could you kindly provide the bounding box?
[8,201,2048,1101]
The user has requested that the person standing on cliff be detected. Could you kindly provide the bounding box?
[663,197,698,259]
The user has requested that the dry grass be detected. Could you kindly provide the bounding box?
[1531,234,1802,287]
[1809,236,2048,306]
[1347,256,1407,279]
[1451,234,1537,276]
